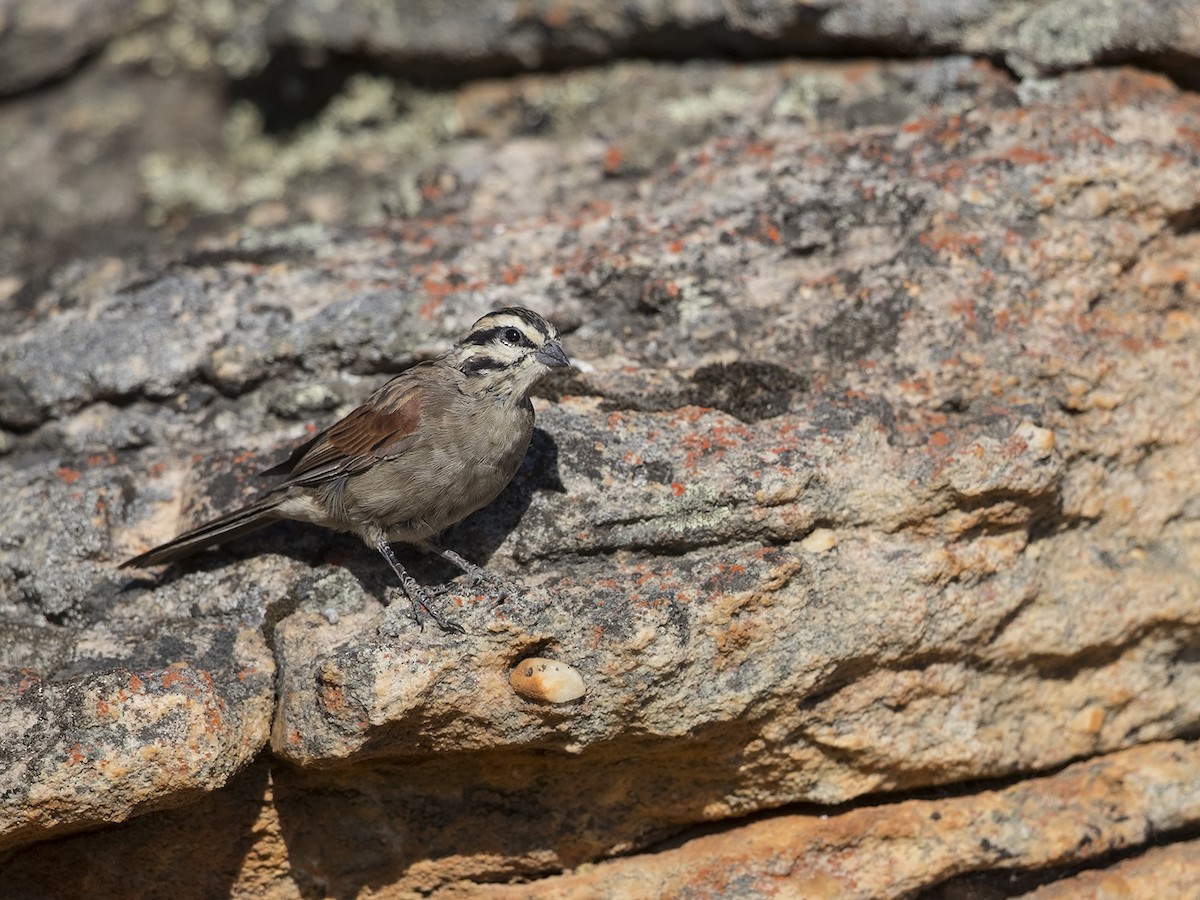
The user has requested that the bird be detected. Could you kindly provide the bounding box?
[121,307,571,633]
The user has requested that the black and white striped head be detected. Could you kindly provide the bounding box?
[450,307,570,398]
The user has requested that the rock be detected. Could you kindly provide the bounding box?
[6,2,1200,284]
[459,740,1200,899]
[0,0,141,94]
[2,8,1200,898]
[0,623,274,853]
[1017,834,1200,899]
[261,0,1200,84]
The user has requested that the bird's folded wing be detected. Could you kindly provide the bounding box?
[264,376,426,487]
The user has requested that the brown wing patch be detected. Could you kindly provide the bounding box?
[281,379,424,483]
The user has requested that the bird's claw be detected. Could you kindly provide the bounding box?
[407,593,465,634]
[379,586,465,636]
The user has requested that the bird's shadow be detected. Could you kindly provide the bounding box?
[121,428,566,616]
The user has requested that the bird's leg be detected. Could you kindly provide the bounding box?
[375,538,465,634]
[419,541,523,603]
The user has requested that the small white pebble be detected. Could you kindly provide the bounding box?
[510,657,586,703]
[322,608,339,625]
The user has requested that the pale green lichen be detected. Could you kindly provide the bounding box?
[771,72,845,124]
[662,81,760,125]
[141,75,461,225]
[140,154,234,224]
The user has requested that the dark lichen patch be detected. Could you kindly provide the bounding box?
[689,361,807,422]
[594,360,806,422]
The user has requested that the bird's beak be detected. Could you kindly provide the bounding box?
[535,340,571,368]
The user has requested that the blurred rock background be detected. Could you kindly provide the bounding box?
[2,1,1199,897]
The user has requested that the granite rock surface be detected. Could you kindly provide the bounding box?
[2,3,1199,897]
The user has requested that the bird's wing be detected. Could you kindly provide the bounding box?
[263,368,430,487]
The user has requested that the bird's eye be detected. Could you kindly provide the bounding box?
[503,328,523,345]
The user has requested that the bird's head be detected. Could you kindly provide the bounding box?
[450,307,570,399]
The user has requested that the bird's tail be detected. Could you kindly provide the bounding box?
[120,495,283,569]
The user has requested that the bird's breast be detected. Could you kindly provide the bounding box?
[339,398,535,540]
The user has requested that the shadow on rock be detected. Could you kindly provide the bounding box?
[0,759,272,899]
[269,722,752,898]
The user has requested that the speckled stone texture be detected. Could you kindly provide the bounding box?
[2,4,1200,898]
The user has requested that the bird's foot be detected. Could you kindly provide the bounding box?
[375,540,465,635]
[419,542,526,605]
